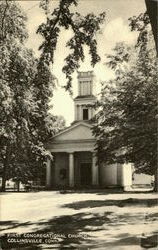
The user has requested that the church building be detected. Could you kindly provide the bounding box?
[46,71,132,189]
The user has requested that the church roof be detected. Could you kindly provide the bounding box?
[47,121,95,143]
[53,121,92,137]
[46,121,95,151]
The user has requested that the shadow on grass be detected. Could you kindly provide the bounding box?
[1,197,158,249]
[104,233,158,249]
[62,198,158,210]
[0,221,33,232]
[0,213,109,249]
[1,210,158,249]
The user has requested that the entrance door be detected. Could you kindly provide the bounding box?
[80,163,92,185]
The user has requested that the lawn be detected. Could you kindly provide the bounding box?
[0,191,158,249]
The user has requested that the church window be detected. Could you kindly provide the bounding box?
[83,109,89,120]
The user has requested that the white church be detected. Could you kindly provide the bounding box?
[45,71,132,189]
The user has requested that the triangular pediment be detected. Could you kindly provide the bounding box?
[52,122,95,141]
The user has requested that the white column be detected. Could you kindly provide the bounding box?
[122,163,132,191]
[88,108,90,120]
[80,82,82,95]
[77,105,79,120]
[75,104,78,121]
[92,152,99,186]
[87,81,90,95]
[46,158,51,188]
[90,81,93,95]
[89,108,93,119]
[91,108,94,118]
[69,152,74,187]
[79,105,82,120]
[79,82,81,95]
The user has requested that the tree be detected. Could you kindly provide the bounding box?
[38,0,105,92]
[0,0,34,190]
[0,1,65,191]
[93,13,157,191]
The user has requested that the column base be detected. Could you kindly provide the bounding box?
[123,185,132,191]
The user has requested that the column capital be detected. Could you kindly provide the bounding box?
[68,151,74,154]
[91,151,97,155]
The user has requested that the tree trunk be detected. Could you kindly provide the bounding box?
[1,165,7,192]
[1,144,11,192]
[145,0,158,54]
[154,168,158,192]
[17,180,20,192]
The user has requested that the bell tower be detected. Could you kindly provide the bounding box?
[74,71,96,122]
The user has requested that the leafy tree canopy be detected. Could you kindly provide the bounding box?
[93,13,157,180]
[38,0,105,92]
[0,0,28,43]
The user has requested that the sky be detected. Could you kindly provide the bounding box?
[18,0,146,125]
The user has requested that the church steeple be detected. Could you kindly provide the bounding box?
[74,71,96,122]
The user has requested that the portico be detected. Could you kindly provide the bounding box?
[46,121,99,188]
